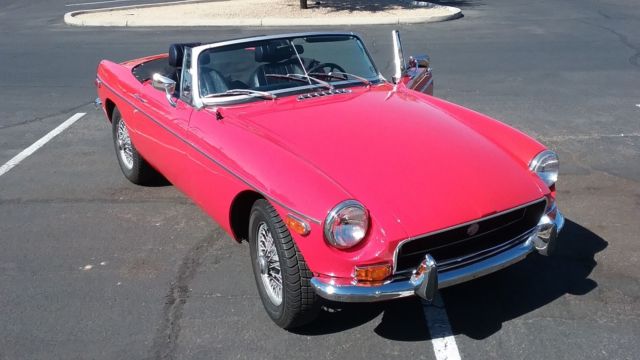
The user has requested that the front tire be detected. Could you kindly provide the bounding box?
[111,107,159,185]
[249,199,320,329]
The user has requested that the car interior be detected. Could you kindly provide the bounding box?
[132,36,377,100]
[133,41,324,97]
[131,42,199,92]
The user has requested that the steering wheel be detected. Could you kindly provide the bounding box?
[308,62,347,76]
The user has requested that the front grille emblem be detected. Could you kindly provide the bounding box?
[466,223,480,236]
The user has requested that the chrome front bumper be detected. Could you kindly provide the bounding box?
[311,210,564,303]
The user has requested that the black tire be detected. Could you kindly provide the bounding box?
[111,108,159,185]
[249,199,320,329]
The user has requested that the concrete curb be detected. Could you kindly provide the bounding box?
[64,1,462,27]
[64,0,202,26]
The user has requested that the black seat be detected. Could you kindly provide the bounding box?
[249,43,306,88]
[198,54,230,97]
[168,42,201,92]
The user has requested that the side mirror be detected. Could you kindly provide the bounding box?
[406,55,434,96]
[408,55,430,69]
[391,30,434,95]
[391,30,406,84]
[152,73,177,107]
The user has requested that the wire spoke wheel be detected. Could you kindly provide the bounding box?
[257,222,282,306]
[249,199,320,328]
[116,118,134,170]
[111,107,160,185]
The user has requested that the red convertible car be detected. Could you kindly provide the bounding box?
[95,31,564,329]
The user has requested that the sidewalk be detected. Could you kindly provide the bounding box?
[65,0,462,27]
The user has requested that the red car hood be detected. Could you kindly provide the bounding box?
[231,85,546,240]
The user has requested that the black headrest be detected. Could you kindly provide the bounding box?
[168,42,201,67]
[198,53,210,66]
[255,43,304,63]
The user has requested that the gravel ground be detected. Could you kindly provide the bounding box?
[72,0,457,24]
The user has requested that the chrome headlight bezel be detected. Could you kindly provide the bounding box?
[323,200,369,249]
[529,150,559,187]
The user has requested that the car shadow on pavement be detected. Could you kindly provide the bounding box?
[144,174,172,187]
[442,218,607,340]
[294,219,606,341]
[294,297,430,340]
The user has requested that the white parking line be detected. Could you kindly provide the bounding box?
[423,294,462,360]
[0,113,86,178]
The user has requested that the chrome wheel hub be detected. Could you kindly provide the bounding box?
[256,222,282,306]
[258,255,268,275]
[116,119,134,170]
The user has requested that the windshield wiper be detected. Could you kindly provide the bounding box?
[308,71,371,86]
[203,89,276,100]
[264,73,334,90]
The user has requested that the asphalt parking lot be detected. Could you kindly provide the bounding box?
[1,0,639,359]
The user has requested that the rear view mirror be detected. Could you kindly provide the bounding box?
[152,73,177,107]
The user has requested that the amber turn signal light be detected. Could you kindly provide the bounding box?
[285,214,310,236]
[354,264,392,282]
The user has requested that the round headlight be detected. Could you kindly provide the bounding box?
[324,200,369,249]
[529,150,559,187]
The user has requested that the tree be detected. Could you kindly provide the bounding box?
[300,0,308,9]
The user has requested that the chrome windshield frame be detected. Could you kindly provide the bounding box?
[190,32,383,108]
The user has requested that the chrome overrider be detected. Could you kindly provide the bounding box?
[311,208,565,303]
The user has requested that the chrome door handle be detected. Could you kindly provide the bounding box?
[133,94,147,103]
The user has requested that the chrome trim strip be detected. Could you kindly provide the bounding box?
[436,227,536,271]
[311,208,564,303]
[97,76,321,224]
[392,197,548,274]
[312,232,536,302]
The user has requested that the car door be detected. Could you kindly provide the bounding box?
[133,82,192,189]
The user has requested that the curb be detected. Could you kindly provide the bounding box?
[64,1,462,27]
[64,0,202,26]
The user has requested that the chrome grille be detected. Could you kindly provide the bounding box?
[394,198,547,274]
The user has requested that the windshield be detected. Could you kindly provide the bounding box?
[196,34,380,100]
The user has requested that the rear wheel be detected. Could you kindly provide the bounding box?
[249,199,320,329]
[111,108,159,185]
